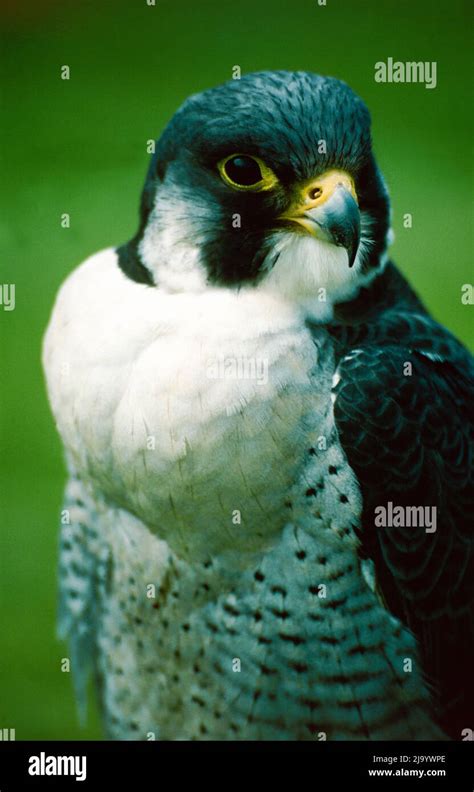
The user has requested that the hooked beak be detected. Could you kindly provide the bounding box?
[279,169,360,268]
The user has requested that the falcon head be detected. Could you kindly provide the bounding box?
[118,71,392,320]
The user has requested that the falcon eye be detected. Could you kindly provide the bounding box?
[217,154,278,192]
[224,156,262,186]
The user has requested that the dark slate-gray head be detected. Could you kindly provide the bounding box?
[118,71,392,320]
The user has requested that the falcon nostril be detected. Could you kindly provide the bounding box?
[309,186,323,201]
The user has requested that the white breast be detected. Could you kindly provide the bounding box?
[43,248,330,562]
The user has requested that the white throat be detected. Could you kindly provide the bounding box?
[139,202,386,322]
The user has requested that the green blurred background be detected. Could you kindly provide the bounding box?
[0,0,472,740]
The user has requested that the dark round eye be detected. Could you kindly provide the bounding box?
[218,153,278,192]
[223,155,263,186]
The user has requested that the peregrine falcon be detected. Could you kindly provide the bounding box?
[42,71,474,741]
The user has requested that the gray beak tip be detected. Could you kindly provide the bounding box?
[303,186,361,269]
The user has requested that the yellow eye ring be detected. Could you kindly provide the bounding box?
[217,153,278,192]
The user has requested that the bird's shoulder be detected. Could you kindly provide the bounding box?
[326,262,473,472]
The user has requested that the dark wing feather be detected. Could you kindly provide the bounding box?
[324,264,474,739]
